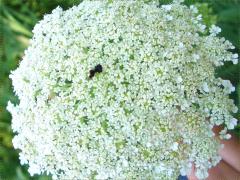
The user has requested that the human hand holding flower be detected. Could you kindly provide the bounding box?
[188,126,240,180]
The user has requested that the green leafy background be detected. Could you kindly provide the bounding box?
[0,0,239,179]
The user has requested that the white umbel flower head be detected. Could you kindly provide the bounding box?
[7,0,238,180]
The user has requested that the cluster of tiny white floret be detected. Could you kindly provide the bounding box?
[7,0,239,179]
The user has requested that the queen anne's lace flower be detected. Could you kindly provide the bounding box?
[7,0,238,179]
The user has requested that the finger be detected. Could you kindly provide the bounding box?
[213,126,240,172]
[187,160,240,180]
[206,162,223,180]
[207,160,240,180]
[219,135,240,172]
[187,164,198,180]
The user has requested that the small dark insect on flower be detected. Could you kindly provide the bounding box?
[89,64,103,79]
[94,64,103,73]
[89,69,95,79]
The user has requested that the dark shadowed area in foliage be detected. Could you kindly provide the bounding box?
[0,0,239,179]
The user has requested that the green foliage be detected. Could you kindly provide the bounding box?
[195,3,217,27]
[0,0,239,179]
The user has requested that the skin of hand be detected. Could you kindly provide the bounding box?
[187,126,240,180]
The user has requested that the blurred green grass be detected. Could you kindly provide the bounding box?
[0,0,239,179]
